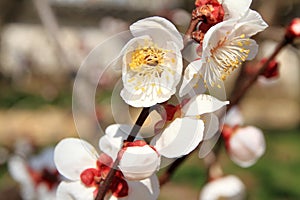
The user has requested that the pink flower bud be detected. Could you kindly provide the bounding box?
[225,126,266,167]
[286,18,300,40]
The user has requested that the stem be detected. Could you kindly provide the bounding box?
[95,107,151,200]
[32,0,73,70]
[159,154,189,186]
[184,18,201,46]
[228,38,289,110]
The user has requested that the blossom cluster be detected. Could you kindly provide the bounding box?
[50,0,270,199]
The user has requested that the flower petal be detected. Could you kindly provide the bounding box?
[121,40,183,108]
[199,175,246,200]
[179,59,206,97]
[182,94,229,117]
[100,124,147,160]
[126,174,160,200]
[119,145,160,181]
[54,138,98,181]
[151,117,204,158]
[8,156,32,184]
[234,10,268,37]
[130,16,183,50]
[56,181,95,200]
[202,113,219,140]
[198,131,220,158]
[222,0,252,20]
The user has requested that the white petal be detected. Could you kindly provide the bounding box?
[126,174,160,200]
[245,39,258,60]
[183,94,229,116]
[54,138,98,181]
[100,124,131,160]
[222,0,252,20]
[119,145,160,181]
[234,10,268,37]
[151,118,204,158]
[56,181,95,200]
[179,59,206,97]
[202,114,219,140]
[225,106,244,126]
[8,156,40,200]
[121,41,182,108]
[199,175,246,200]
[181,41,200,63]
[130,16,183,50]
[36,184,57,200]
[8,156,32,184]
[198,131,221,158]
[229,126,266,167]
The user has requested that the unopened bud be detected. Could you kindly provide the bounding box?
[260,58,280,79]
[223,126,266,168]
[199,175,246,200]
[285,18,300,41]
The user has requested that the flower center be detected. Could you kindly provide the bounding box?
[209,34,251,81]
[80,154,129,198]
[129,42,169,74]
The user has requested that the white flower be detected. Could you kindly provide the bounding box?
[199,175,246,200]
[227,126,266,167]
[99,95,227,181]
[118,16,183,107]
[100,124,161,181]
[8,148,59,200]
[151,94,229,158]
[54,138,159,200]
[180,10,268,96]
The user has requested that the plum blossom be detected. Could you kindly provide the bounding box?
[195,0,252,21]
[8,148,60,200]
[99,95,226,182]
[118,16,183,107]
[180,9,268,95]
[151,94,229,158]
[191,0,253,44]
[100,125,161,181]
[199,175,246,200]
[222,125,266,168]
[54,138,159,200]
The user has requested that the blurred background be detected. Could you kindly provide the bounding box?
[0,0,299,199]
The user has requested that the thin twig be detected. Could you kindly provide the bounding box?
[32,0,74,70]
[95,107,151,200]
[159,35,291,186]
[228,38,289,110]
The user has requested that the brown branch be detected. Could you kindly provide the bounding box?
[95,107,151,200]
[227,37,289,110]
[32,0,74,70]
[159,33,291,187]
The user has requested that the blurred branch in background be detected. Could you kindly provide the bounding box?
[33,0,74,71]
